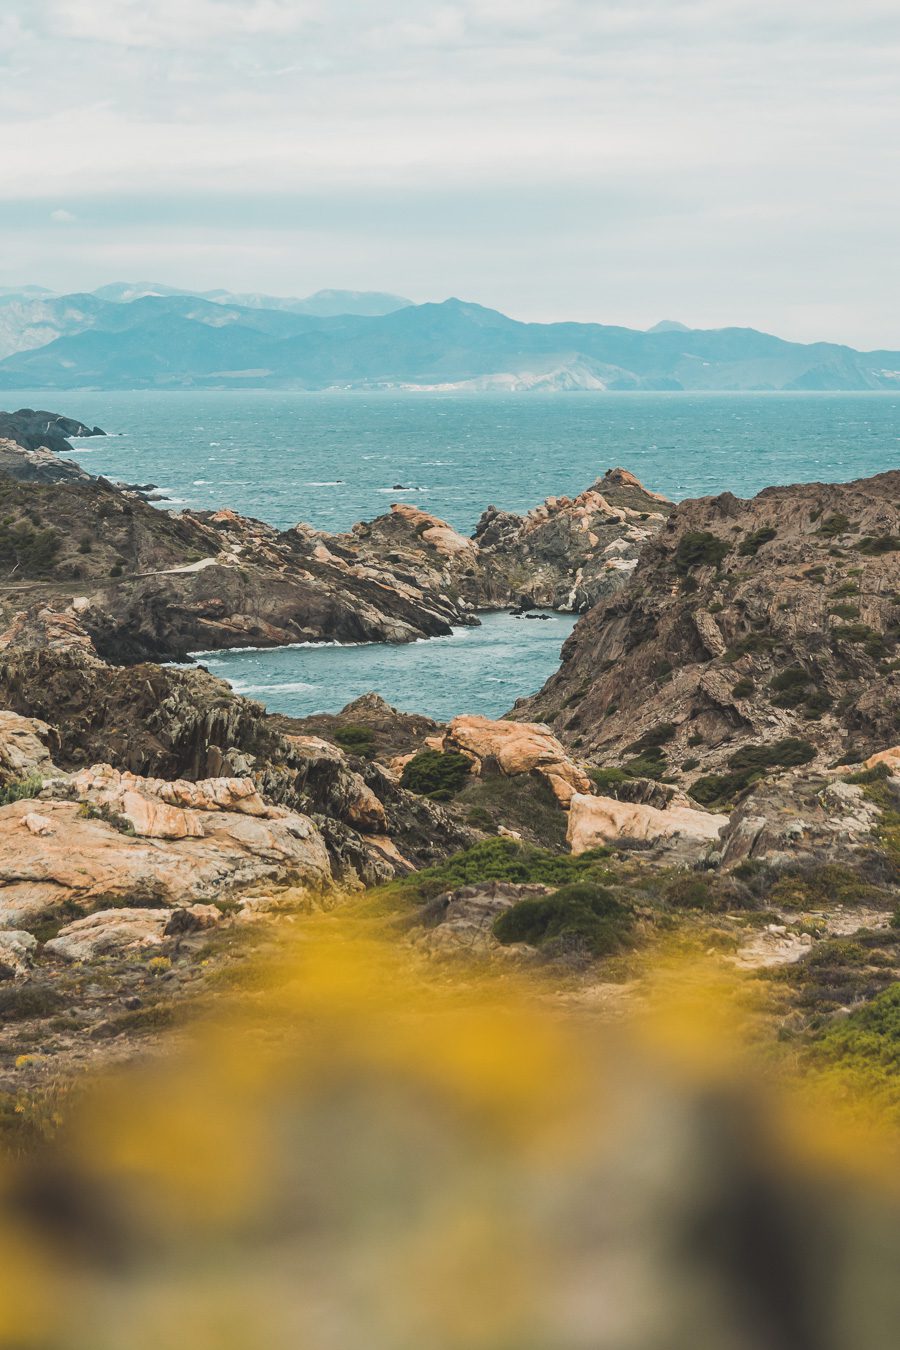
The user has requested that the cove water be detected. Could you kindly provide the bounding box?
[190,611,578,723]
[8,389,899,719]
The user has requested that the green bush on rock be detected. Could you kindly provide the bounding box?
[674,531,730,574]
[493,881,634,956]
[333,724,377,756]
[400,749,472,801]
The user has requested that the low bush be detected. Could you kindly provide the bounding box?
[731,678,754,698]
[0,775,43,807]
[738,527,777,556]
[590,766,631,795]
[400,749,472,801]
[674,531,730,574]
[855,535,900,555]
[625,723,676,755]
[405,838,613,902]
[333,724,376,756]
[816,513,853,538]
[689,738,817,807]
[768,863,888,910]
[0,520,61,577]
[493,881,634,957]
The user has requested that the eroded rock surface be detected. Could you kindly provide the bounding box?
[567,793,728,858]
[442,714,592,805]
[0,462,669,662]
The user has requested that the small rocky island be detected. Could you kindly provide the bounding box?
[0,410,898,1147]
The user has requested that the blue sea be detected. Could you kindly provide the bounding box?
[9,389,900,720]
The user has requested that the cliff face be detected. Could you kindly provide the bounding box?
[0,466,669,662]
[519,471,900,788]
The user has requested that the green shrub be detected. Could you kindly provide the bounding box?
[590,766,631,795]
[855,535,900,555]
[832,623,880,644]
[0,520,61,577]
[731,678,754,698]
[817,513,852,538]
[729,737,817,772]
[664,875,718,910]
[333,724,377,756]
[621,753,668,781]
[77,801,135,835]
[723,633,776,662]
[829,603,860,620]
[674,531,730,574]
[0,984,64,1021]
[0,775,43,807]
[625,722,676,754]
[768,863,887,911]
[681,757,700,772]
[493,881,634,957]
[400,749,472,801]
[689,772,749,808]
[770,665,809,694]
[803,689,834,718]
[738,527,777,556]
[406,838,613,902]
[689,738,817,807]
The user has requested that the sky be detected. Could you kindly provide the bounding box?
[1,0,898,348]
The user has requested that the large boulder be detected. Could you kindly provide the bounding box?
[0,772,332,929]
[44,908,172,962]
[567,792,728,857]
[0,711,56,785]
[442,715,592,805]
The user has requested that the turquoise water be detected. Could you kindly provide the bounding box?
[6,388,898,533]
[188,611,578,722]
[7,388,898,719]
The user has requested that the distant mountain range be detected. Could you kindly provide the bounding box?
[0,284,897,393]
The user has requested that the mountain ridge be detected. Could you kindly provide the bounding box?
[0,289,896,392]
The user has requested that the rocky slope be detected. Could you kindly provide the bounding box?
[521,470,900,801]
[0,463,668,661]
[0,607,475,884]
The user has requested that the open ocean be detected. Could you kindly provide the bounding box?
[11,389,899,719]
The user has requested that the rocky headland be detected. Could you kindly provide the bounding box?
[0,433,898,1124]
[0,452,669,661]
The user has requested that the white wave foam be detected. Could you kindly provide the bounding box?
[230,681,316,695]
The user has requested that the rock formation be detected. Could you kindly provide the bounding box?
[441,714,593,805]
[0,461,669,662]
[566,792,728,858]
[0,770,332,929]
[522,470,900,791]
[0,408,105,456]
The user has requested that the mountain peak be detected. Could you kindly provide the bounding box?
[647,319,692,333]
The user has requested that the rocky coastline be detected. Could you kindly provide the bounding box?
[0,414,898,1125]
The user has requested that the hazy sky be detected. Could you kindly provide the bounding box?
[1,0,898,346]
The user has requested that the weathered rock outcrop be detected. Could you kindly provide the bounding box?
[0,609,475,882]
[522,470,900,788]
[441,714,592,805]
[330,468,670,615]
[0,770,332,929]
[0,710,56,785]
[0,460,669,662]
[567,792,728,858]
[0,438,93,486]
[0,409,104,455]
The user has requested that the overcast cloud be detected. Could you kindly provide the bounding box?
[0,0,898,345]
